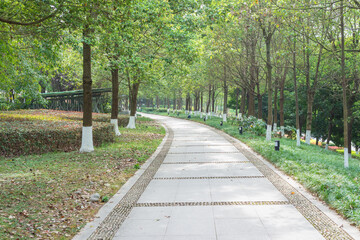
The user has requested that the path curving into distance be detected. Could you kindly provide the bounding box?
[77,114,357,240]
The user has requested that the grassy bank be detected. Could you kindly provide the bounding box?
[0,111,165,239]
[142,109,360,227]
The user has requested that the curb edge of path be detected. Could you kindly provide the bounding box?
[73,121,171,240]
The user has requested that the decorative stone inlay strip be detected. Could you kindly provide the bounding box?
[168,152,239,154]
[162,161,249,164]
[88,125,174,240]
[134,201,290,207]
[153,176,265,180]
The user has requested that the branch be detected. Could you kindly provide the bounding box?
[0,4,62,26]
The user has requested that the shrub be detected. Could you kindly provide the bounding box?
[236,115,266,136]
[0,110,117,157]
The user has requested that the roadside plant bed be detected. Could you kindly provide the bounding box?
[0,110,130,157]
[0,109,130,126]
[0,116,165,239]
[145,110,360,228]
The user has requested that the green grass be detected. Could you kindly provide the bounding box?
[0,116,165,239]
[142,109,360,228]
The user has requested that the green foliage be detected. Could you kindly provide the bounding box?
[101,196,110,203]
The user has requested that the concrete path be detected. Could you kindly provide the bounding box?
[77,114,358,240]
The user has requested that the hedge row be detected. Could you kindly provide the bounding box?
[0,118,117,157]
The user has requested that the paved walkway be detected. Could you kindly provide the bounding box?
[77,114,358,240]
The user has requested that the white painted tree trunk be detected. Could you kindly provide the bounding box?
[344,148,349,168]
[325,144,328,150]
[296,129,301,146]
[110,119,121,136]
[273,123,277,132]
[200,112,203,118]
[305,130,311,145]
[280,126,284,136]
[80,126,94,153]
[223,114,227,122]
[266,125,272,141]
[126,116,136,129]
[167,109,170,114]
[356,150,359,155]
[239,113,243,120]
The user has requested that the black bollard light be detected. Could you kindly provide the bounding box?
[239,126,243,135]
[204,117,206,122]
[275,140,280,151]
[188,114,191,119]
[220,121,223,126]
[177,112,179,116]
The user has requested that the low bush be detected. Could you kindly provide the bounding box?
[0,110,122,157]
[0,121,115,157]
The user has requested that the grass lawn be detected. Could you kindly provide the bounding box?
[142,109,360,228]
[0,111,165,239]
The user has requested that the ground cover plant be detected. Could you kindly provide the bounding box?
[143,109,360,228]
[0,110,130,157]
[0,110,165,239]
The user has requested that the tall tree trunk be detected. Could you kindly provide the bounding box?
[110,68,121,136]
[305,46,323,144]
[127,82,139,129]
[235,88,239,117]
[223,66,228,121]
[294,36,301,146]
[279,64,288,137]
[211,85,215,114]
[240,87,246,117]
[341,0,349,167]
[325,110,335,150]
[273,76,278,132]
[256,83,263,120]
[189,96,192,112]
[173,91,176,110]
[265,37,273,141]
[201,91,203,112]
[80,26,94,152]
[206,84,211,119]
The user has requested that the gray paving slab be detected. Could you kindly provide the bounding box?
[115,206,325,240]
[170,140,233,147]
[138,178,287,203]
[154,163,263,178]
[163,152,249,163]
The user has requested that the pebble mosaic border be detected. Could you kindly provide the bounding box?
[162,161,249,164]
[153,176,265,180]
[134,201,290,207]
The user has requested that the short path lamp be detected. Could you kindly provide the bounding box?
[188,114,191,119]
[239,126,243,135]
[275,140,280,151]
[220,121,223,126]
[177,112,179,116]
[203,117,206,122]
